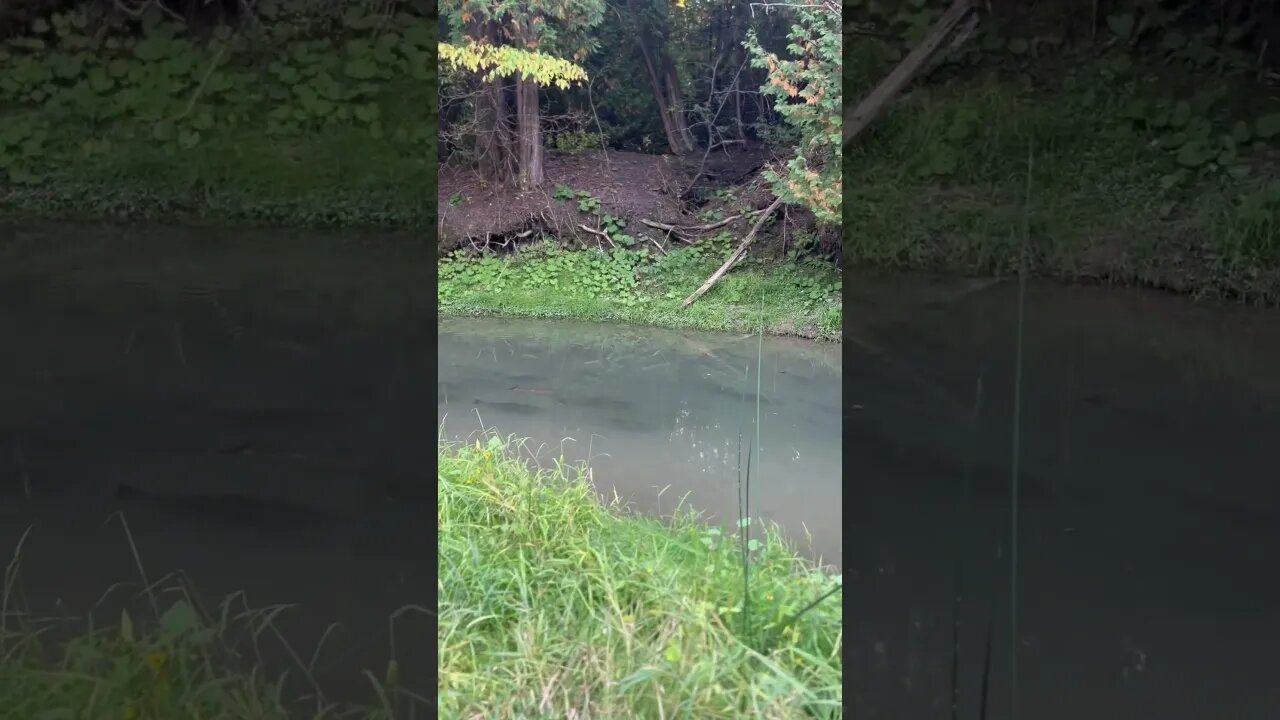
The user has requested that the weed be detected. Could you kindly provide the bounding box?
[437,432,842,718]
[0,7,433,227]
[437,240,842,340]
[0,522,423,718]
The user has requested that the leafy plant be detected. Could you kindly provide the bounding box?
[577,192,601,213]
[745,3,841,224]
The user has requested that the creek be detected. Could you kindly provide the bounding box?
[844,272,1280,720]
[0,223,433,705]
[437,316,843,566]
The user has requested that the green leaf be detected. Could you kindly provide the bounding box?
[1007,38,1029,55]
[1106,13,1134,39]
[1169,100,1191,129]
[663,643,683,663]
[159,600,199,638]
[120,609,134,643]
[1256,113,1280,139]
[343,58,378,80]
[1175,141,1212,168]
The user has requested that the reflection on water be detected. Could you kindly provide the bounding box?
[0,223,432,705]
[437,317,844,567]
[846,272,1280,720]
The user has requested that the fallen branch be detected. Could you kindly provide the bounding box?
[681,197,784,308]
[843,0,975,147]
[577,223,616,249]
[640,208,768,236]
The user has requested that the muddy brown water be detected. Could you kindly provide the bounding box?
[6,221,1280,717]
[437,317,844,567]
[0,223,432,707]
[844,272,1280,720]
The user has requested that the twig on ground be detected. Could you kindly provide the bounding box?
[577,224,616,249]
[639,208,767,237]
[682,196,783,308]
[163,42,228,127]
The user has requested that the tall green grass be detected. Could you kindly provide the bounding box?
[0,520,422,718]
[437,432,842,718]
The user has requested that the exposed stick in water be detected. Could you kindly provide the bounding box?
[979,594,995,720]
[951,561,961,720]
[1008,138,1035,720]
[108,512,160,620]
[173,321,186,367]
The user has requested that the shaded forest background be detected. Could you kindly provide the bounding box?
[0,0,436,226]
[843,0,1280,302]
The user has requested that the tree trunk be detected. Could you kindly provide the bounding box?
[637,38,686,154]
[515,76,543,188]
[471,20,515,183]
[476,79,512,182]
[662,59,697,152]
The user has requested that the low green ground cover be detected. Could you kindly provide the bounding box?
[845,8,1280,303]
[438,237,842,340]
[0,565,410,719]
[0,6,434,227]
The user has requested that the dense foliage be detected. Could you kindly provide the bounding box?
[0,1,435,226]
[746,1,840,223]
[439,0,843,229]
[844,0,1280,301]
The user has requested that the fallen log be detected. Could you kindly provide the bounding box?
[681,196,783,308]
[640,208,767,236]
[843,0,976,148]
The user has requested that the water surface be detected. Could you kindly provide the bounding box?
[845,272,1280,720]
[437,317,844,566]
[0,223,432,705]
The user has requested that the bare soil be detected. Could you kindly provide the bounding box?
[437,147,783,252]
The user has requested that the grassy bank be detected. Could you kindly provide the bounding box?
[438,238,842,340]
[438,435,843,718]
[0,581,408,719]
[0,8,433,228]
[845,11,1280,304]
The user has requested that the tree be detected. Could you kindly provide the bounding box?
[441,0,604,188]
[614,0,697,154]
[745,2,841,223]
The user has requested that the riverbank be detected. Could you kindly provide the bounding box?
[0,8,433,229]
[437,434,842,718]
[845,10,1280,305]
[0,590,404,718]
[438,239,842,340]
